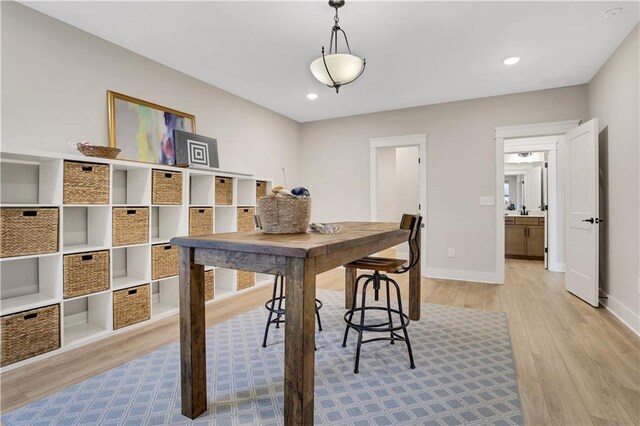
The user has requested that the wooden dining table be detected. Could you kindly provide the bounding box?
[170,221,422,425]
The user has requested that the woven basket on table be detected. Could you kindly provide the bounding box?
[256,196,311,234]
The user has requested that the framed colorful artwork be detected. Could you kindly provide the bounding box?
[107,91,196,165]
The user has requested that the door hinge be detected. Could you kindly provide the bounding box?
[418,158,421,164]
[544,162,548,168]
[418,204,421,210]
[545,247,548,253]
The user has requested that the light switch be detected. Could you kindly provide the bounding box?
[480,196,495,206]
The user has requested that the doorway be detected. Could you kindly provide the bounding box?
[369,134,427,273]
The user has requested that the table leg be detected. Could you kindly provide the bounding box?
[345,267,356,309]
[409,226,422,321]
[284,257,316,426]
[179,247,207,419]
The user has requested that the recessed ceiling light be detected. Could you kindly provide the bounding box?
[306,93,318,100]
[602,7,623,18]
[503,57,520,65]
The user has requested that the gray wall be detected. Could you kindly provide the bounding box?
[1,2,302,185]
[588,25,639,330]
[300,86,588,278]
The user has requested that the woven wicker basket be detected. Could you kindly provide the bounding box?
[236,207,255,232]
[0,208,59,258]
[63,250,110,298]
[256,197,311,234]
[152,170,183,205]
[76,144,121,159]
[237,271,255,290]
[1,304,60,366]
[189,207,213,236]
[152,244,179,279]
[113,284,150,330]
[112,208,149,246]
[215,177,233,205]
[256,181,267,199]
[205,270,215,301]
[63,161,110,204]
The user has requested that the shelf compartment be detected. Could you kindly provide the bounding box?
[236,178,256,206]
[256,180,268,199]
[63,292,110,346]
[63,206,110,252]
[214,268,237,296]
[1,207,59,258]
[189,207,213,236]
[152,170,183,205]
[112,166,150,205]
[215,176,233,205]
[112,245,150,290]
[0,255,62,316]
[151,277,179,318]
[113,284,150,330]
[63,250,110,299]
[1,304,60,367]
[189,174,214,205]
[205,270,214,301]
[236,207,255,232]
[214,206,236,234]
[63,161,110,205]
[151,206,185,243]
[1,158,62,205]
[151,244,179,280]
[237,271,255,290]
[112,207,148,247]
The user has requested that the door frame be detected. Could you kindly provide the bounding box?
[495,120,580,283]
[370,134,427,273]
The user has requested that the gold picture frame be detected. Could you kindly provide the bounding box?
[107,91,196,165]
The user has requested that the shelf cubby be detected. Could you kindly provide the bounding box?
[151,277,179,318]
[236,178,257,206]
[63,292,111,346]
[63,206,111,252]
[214,268,237,297]
[0,158,62,205]
[151,206,185,244]
[0,255,62,316]
[112,245,150,290]
[112,166,150,205]
[214,206,236,234]
[189,174,215,205]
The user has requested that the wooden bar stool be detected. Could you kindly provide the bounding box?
[254,216,323,348]
[342,214,422,373]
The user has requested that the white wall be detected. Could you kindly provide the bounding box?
[375,147,397,222]
[588,25,639,333]
[0,2,302,185]
[301,86,588,280]
[395,146,420,216]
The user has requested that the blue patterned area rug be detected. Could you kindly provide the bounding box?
[2,290,522,425]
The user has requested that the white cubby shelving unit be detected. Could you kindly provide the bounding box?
[0,148,273,371]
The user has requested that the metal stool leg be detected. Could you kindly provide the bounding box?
[343,274,369,347]
[384,277,395,345]
[315,304,323,332]
[275,276,284,328]
[354,277,372,374]
[262,276,281,348]
[392,279,415,369]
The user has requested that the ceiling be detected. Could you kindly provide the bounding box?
[22,1,639,123]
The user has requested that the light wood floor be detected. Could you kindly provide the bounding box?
[1,259,638,425]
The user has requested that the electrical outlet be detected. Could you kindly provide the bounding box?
[448,248,455,258]
[480,196,495,206]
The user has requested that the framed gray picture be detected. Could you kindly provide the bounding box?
[173,130,219,169]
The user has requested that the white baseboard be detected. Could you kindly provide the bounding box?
[599,290,640,337]
[425,268,499,284]
[549,262,565,273]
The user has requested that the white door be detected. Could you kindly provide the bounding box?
[565,119,600,306]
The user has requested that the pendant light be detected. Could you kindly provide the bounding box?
[310,0,366,93]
